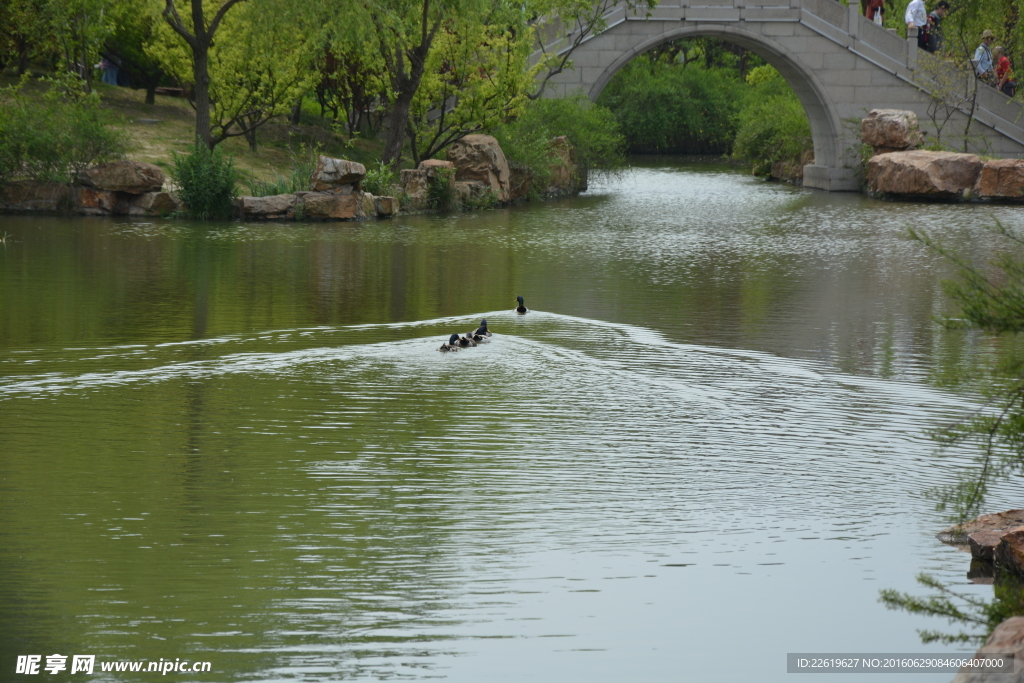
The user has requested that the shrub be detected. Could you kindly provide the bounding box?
[731,66,813,174]
[0,76,130,185]
[361,161,399,196]
[491,94,625,197]
[597,59,745,154]
[170,145,238,220]
[426,166,457,212]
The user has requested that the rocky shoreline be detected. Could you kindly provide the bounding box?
[0,133,584,220]
[863,109,1024,202]
[937,510,1024,682]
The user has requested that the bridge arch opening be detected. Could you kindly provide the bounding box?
[586,25,844,172]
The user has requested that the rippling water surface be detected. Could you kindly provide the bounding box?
[2,159,1023,682]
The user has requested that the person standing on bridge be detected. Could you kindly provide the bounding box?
[974,30,996,83]
[905,0,929,50]
[864,0,884,24]
[925,1,950,54]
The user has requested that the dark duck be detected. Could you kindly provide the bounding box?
[515,295,528,314]
[469,318,492,342]
[438,334,461,352]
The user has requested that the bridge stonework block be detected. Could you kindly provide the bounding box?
[759,21,796,36]
[550,0,1024,190]
[822,51,857,71]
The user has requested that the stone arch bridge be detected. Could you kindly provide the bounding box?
[540,0,1024,190]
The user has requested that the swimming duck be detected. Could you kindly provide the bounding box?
[472,318,492,338]
[515,295,528,314]
[438,333,461,352]
[456,334,477,347]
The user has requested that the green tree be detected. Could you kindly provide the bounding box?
[159,0,248,149]
[405,8,534,164]
[157,0,311,150]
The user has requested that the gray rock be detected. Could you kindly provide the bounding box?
[311,156,366,191]
[76,160,165,194]
[240,194,296,220]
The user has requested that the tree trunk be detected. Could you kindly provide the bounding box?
[192,47,213,149]
[381,91,414,168]
[146,86,156,105]
[289,100,302,125]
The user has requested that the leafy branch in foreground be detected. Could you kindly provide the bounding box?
[909,223,1024,521]
[880,573,1024,644]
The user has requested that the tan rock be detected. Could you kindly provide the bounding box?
[1,181,73,212]
[74,186,120,215]
[418,159,455,173]
[939,509,1024,545]
[995,528,1024,576]
[76,160,165,194]
[446,134,510,202]
[454,180,495,207]
[361,192,376,217]
[119,191,180,217]
[311,156,365,191]
[546,136,577,193]
[300,191,359,220]
[975,159,1024,200]
[867,150,983,198]
[508,162,533,202]
[969,530,1017,561]
[949,616,1024,683]
[240,194,296,220]
[375,196,399,216]
[861,109,922,151]
[400,169,428,210]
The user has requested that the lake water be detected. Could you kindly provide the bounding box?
[2,159,1023,682]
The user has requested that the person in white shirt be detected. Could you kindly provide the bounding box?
[905,0,927,28]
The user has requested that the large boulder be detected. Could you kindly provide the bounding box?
[446,134,510,202]
[454,181,496,207]
[546,136,578,194]
[995,528,1024,576]
[861,109,922,153]
[867,150,983,198]
[949,616,1024,683]
[298,191,360,220]
[374,196,399,217]
[508,161,534,202]
[240,194,296,220]
[400,169,429,210]
[118,191,180,217]
[1,181,73,212]
[76,160,165,194]
[311,156,365,191]
[975,159,1024,200]
[939,509,1024,545]
[969,529,1021,562]
[418,159,455,174]
[73,186,120,215]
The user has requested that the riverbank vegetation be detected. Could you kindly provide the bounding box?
[596,37,813,176]
[0,0,637,201]
[881,223,1024,644]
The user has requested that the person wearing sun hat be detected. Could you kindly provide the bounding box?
[975,30,996,81]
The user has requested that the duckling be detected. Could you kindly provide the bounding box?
[515,295,528,314]
[456,334,477,347]
[438,333,461,352]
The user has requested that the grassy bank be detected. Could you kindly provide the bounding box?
[2,75,386,191]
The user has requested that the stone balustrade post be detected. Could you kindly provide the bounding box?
[907,26,918,70]
[849,1,859,39]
